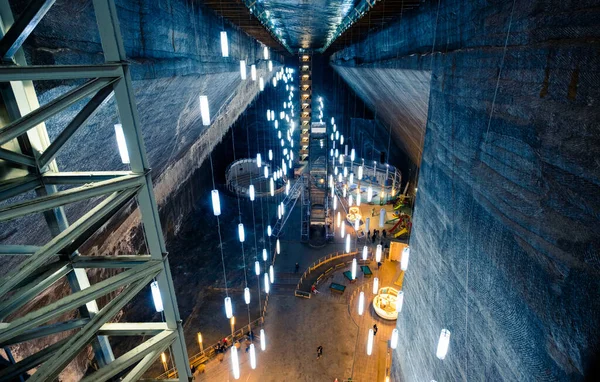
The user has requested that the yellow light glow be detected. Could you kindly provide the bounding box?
[161,352,167,363]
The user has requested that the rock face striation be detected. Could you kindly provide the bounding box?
[331,0,600,380]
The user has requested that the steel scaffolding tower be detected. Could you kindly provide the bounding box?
[0,0,190,380]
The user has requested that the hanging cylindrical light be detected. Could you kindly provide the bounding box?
[367,329,374,355]
[249,343,257,369]
[343,186,347,197]
[349,173,354,185]
[354,217,360,231]
[339,154,344,165]
[348,194,353,207]
[436,329,451,360]
[220,31,229,57]
[249,185,255,201]
[272,77,277,87]
[367,186,373,202]
[264,273,270,294]
[239,60,247,80]
[264,166,268,179]
[366,217,370,233]
[343,167,348,178]
[270,178,274,196]
[341,220,345,238]
[396,291,404,312]
[113,124,130,164]
[254,261,260,276]
[337,212,341,227]
[262,248,268,261]
[267,225,272,236]
[211,190,221,216]
[340,135,344,145]
[363,245,368,260]
[376,244,382,262]
[333,196,337,210]
[268,60,273,71]
[269,149,273,160]
[244,287,251,304]
[276,239,281,254]
[260,329,266,350]
[358,291,365,315]
[150,281,164,312]
[269,265,274,283]
[351,258,357,279]
[372,277,379,294]
[390,329,399,349]
[256,153,262,168]
[263,46,269,60]
[199,95,210,126]
[356,192,361,206]
[358,165,363,180]
[285,181,290,195]
[379,208,385,227]
[259,77,264,91]
[238,224,245,242]
[351,148,355,161]
[401,247,410,271]
[251,65,257,81]
[224,296,233,318]
[345,234,351,253]
[331,117,335,125]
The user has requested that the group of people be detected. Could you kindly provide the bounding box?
[368,228,386,243]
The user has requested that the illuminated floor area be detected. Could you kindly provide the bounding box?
[195,236,403,381]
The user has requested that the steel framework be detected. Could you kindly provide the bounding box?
[0,0,190,380]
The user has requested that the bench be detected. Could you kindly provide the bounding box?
[343,271,356,283]
[361,265,373,278]
[329,282,346,294]
[295,290,311,299]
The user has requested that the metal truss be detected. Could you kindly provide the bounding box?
[0,0,190,380]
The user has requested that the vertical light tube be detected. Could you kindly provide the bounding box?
[390,329,399,349]
[259,77,265,91]
[358,291,365,315]
[263,46,269,59]
[244,287,251,304]
[150,281,164,312]
[267,225,272,237]
[211,190,221,216]
[231,345,240,379]
[224,296,233,318]
[269,265,274,283]
[270,178,275,196]
[376,244,382,262]
[396,291,404,312]
[401,247,410,271]
[113,124,130,164]
[239,60,247,79]
[345,234,351,253]
[337,212,341,228]
[262,248,268,261]
[367,329,374,355]
[264,166,269,178]
[260,329,266,350]
[379,208,385,227]
[257,153,262,167]
[351,258,357,279]
[199,95,210,126]
[372,277,379,294]
[269,149,273,160]
[276,239,281,254]
[358,165,363,180]
[249,343,257,369]
[354,217,360,231]
[251,64,257,81]
[351,148,355,161]
[367,186,373,202]
[348,194,353,207]
[220,31,229,57]
[254,261,260,276]
[436,329,451,360]
[356,192,361,206]
[238,223,245,242]
[249,184,255,201]
[333,196,338,210]
[362,246,368,261]
[264,273,270,294]
[268,60,273,71]
[341,220,346,238]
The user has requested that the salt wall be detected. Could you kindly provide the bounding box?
[331,0,600,380]
[2,0,280,378]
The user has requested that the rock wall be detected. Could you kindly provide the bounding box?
[332,0,600,380]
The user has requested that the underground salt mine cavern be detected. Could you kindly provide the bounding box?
[0,0,599,381]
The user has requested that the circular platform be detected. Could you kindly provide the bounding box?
[373,287,400,320]
[225,158,286,198]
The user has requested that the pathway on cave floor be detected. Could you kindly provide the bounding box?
[195,247,402,382]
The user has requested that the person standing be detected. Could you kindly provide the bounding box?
[373,324,378,336]
[316,345,323,359]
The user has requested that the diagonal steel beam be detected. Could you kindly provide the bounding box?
[0,174,143,222]
[0,260,162,345]
[71,255,152,268]
[0,245,40,255]
[0,188,138,297]
[0,77,119,146]
[0,0,55,61]
[81,330,176,382]
[121,349,163,382]
[0,338,69,381]
[0,146,36,167]
[0,318,90,347]
[38,85,114,168]
[0,64,124,81]
[29,271,159,382]
[41,171,133,185]
[0,174,41,202]
[97,322,168,336]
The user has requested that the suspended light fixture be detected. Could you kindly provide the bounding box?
[362,245,368,261]
[376,244,382,262]
[286,181,290,195]
[254,261,260,276]
[337,211,341,228]
[358,291,365,315]
[356,192,361,206]
[249,184,255,201]
[436,329,451,360]
[345,145,348,156]
[351,148,355,161]
[211,190,221,216]
[335,148,339,157]
[343,167,348,177]
[220,31,229,57]
[401,247,410,271]
[390,329,399,349]
[354,217,360,231]
[249,343,257,369]
[379,208,385,227]
[263,46,269,59]
[259,77,264,91]
[150,281,164,312]
[268,60,273,71]
[272,77,277,87]
[244,287,251,304]
[264,166,269,179]
[343,186,347,197]
[267,225,272,236]
[345,234,351,253]
[260,329,266,350]
[358,165,363,180]
[341,220,345,238]
[396,291,404,312]
[266,110,271,121]
[113,124,130,164]
[367,186,373,202]
[269,149,273,160]
[349,194,353,206]
[264,273,270,294]
[251,65,257,81]
[333,196,337,210]
[276,239,281,254]
[367,329,374,355]
[238,223,245,242]
[231,345,240,379]
[366,217,370,233]
[224,296,233,318]
[262,248,268,261]
[269,265,274,283]
[372,277,379,294]
[199,95,210,126]
[349,173,354,185]
[240,60,247,79]
[351,258,357,279]
[331,117,335,125]
[270,178,274,196]
[339,154,344,165]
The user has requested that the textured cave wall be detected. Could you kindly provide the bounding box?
[0,0,281,378]
[332,0,600,380]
